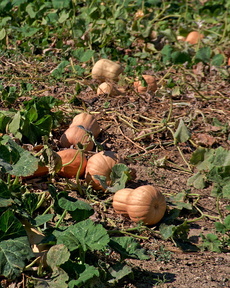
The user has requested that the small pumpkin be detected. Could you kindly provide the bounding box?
[57,148,87,178]
[60,112,100,151]
[92,59,123,82]
[112,185,166,225]
[177,35,186,42]
[134,75,157,93]
[85,150,120,190]
[97,82,121,96]
[185,31,204,45]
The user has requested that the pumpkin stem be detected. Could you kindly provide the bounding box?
[75,150,84,196]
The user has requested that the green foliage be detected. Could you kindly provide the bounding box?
[0,236,34,280]
[0,135,39,177]
[0,0,230,286]
[109,236,150,261]
[93,163,133,192]
[188,146,230,252]
[0,96,63,144]
[188,146,230,199]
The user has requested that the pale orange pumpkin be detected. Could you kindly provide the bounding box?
[69,112,100,132]
[97,82,121,96]
[57,148,87,178]
[85,150,120,190]
[60,113,100,151]
[112,188,133,215]
[134,75,157,93]
[185,31,204,45]
[112,185,166,225]
[92,59,123,82]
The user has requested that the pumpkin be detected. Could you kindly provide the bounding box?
[57,148,87,178]
[85,150,120,190]
[92,59,123,82]
[32,165,49,178]
[185,31,204,45]
[69,112,100,132]
[112,188,133,215]
[134,75,157,93]
[23,145,62,178]
[177,35,186,42]
[60,112,100,151]
[112,185,166,225]
[97,82,120,96]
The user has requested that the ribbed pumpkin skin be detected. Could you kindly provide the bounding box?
[85,151,120,190]
[69,113,100,135]
[60,113,100,151]
[112,188,133,215]
[92,59,123,82]
[57,148,87,178]
[60,125,95,151]
[126,185,166,225]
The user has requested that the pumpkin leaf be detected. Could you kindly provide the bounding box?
[0,209,27,241]
[46,244,70,270]
[54,219,110,252]
[58,196,94,222]
[68,263,99,288]
[174,119,191,144]
[0,236,33,280]
[108,263,133,284]
[109,163,132,193]
[109,237,150,261]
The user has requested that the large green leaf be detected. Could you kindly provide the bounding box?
[109,237,150,261]
[195,47,211,64]
[54,219,110,252]
[68,263,99,288]
[58,196,94,222]
[0,236,33,280]
[9,149,39,177]
[46,244,70,270]
[108,263,133,285]
[0,209,26,241]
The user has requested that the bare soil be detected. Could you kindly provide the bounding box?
[1,58,230,287]
[73,66,230,287]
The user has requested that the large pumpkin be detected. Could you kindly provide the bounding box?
[60,112,100,151]
[85,150,120,190]
[112,185,166,225]
[92,59,123,82]
[57,148,87,178]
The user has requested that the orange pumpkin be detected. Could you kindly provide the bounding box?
[112,185,166,225]
[92,59,123,82]
[57,148,87,178]
[85,150,120,190]
[185,31,204,45]
[112,188,133,215]
[32,165,49,177]
[134,75,157,93]
[60,112,100,151]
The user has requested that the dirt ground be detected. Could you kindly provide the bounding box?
[71,67,230,287]
[1,59,230,287]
